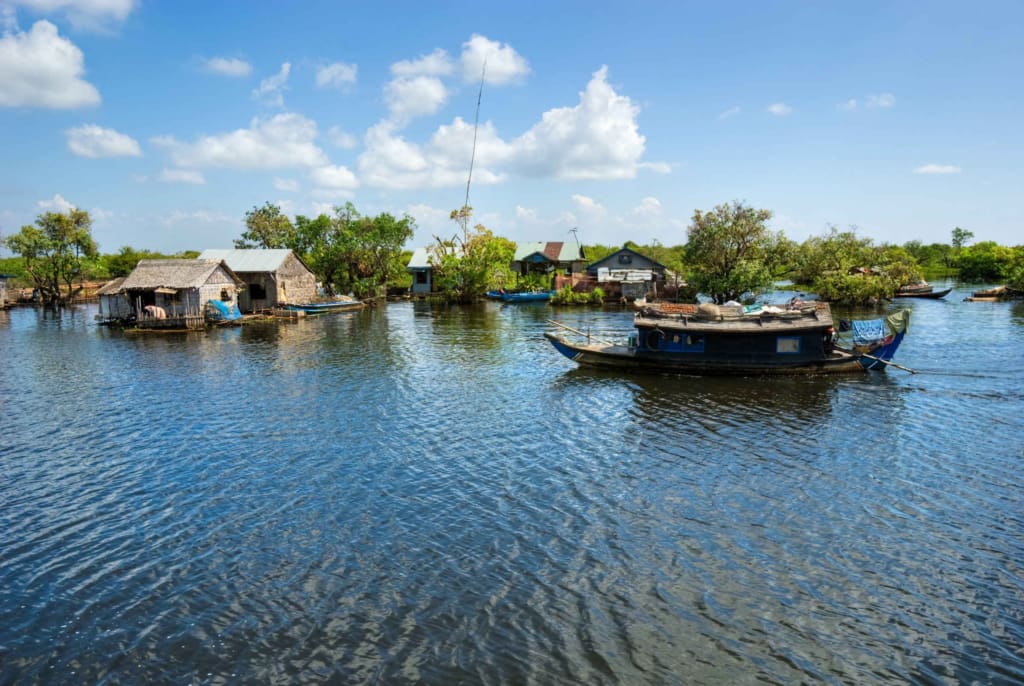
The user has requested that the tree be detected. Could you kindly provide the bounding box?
[430,207,515,303]
[235,202,297,249]
[951,226,974,252]
[5,208,98,305]
[684,201,780,304]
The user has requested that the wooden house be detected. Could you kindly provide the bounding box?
[96,277,131,321]
[0,273,9,309]
[512,242,588,280]
[198,249,317,313]
[406,247,435,295]
[586,247,668,300]
[118,259,244,329]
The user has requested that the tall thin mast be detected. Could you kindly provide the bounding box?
[462,62,486,242]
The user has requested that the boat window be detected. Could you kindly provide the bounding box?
[777,336,801,354]
[684,334,705,352]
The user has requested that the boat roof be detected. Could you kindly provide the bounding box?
[635,301,834,334]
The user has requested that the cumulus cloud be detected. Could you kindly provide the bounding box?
[0,20,100,108]
[316,61,357,90]
[11,0,137,31]
[631,196,662,217]
[391,48,453,77]
[461,34,529,84]
[202,56,251,77]
[326,126,357,149]
[252,62,290,107]
[867,92,895,108]
[767,102,792,116]
[310,164,359,190]
[509,66,645,180]
[37,192,74,211]
[384,74,448,124]
[159,168,205,184]
[914,164,961,174]
[152,113,328,169]
[572,194,607,218]
[66,124,141,157]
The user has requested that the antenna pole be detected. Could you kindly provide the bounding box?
[462,62,486,242]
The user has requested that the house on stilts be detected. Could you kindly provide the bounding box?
[197,249,318,313]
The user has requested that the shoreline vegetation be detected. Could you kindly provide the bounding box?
[3,201,1022,308]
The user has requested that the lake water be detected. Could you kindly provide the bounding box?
[2,282,1023,684]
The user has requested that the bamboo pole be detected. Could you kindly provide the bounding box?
[836,345,917,374]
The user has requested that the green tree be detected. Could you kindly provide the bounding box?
[5,208,98,305]
[430,207,515,303]
[235,202,297,249]
[951,226,974,252]
[956,241,1016,282]
[684,201,781,304]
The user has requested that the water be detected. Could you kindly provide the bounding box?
[2,282,1023,684]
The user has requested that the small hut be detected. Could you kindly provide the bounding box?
[512,242,588,280]
[406,247,435,295]
[119,259,244,329]
[197,249,318,313]
[0,273,10,309]
[96,277,131,321]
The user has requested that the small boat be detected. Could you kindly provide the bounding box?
[545,301,911,375]
[894,285,951,299]
[502,290,555,303]
[284,297,364,314]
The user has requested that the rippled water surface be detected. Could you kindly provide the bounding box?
[2,284,1023,684]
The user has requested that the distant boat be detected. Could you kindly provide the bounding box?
[894,283,951,299]
[502,290,555,303]
[545,301,911,375]
[284,298,364,314]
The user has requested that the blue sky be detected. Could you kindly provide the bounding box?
[1,1,1021,254]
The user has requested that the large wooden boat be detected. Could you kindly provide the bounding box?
[545,301,910,375]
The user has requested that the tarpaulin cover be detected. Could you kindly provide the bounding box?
[206,299,242,321]
[851,318,886,346]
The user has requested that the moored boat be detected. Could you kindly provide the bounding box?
[503,290,555,303]
[894,284,951,299]
[284,297,364,314]
[545,301,911,375]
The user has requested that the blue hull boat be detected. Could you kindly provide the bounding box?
[284,299,364,314]
[502,290,554,303]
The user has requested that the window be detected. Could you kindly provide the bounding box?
[618,253,632,265]
[220,289,231,302]
[776,336,801,354]
[416,271,428,284]
[249,283,267,299]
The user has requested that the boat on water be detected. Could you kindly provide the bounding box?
[502,290,555,303]
[894,282,951,299]
[284,297,364,314]
[545,301,911,375]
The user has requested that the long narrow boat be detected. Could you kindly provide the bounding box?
[284,298,364,314]
[545,301,911,375]
[503,290,555,303]
[894,287,952,299]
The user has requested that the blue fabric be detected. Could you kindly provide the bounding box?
[851,318,886,346]
[206,300,242,321]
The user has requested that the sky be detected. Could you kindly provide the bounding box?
[0,0,1021,255]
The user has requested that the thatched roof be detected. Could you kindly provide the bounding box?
[97,277,126,295]
[121,259,243,291]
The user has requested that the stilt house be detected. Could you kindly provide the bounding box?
[198,249,318,313]
[118,259,244,329]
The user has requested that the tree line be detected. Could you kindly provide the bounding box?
[4,200,1021,306]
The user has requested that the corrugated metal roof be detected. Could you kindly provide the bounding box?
[121,259,242,290]
[513,241,585,262]
[198,249,293,272]
[406,247,433,269]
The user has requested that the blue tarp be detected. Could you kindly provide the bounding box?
[206,300,242,321]
[851,318,886,346]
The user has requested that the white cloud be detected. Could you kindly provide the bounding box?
[316,61,357,90]
[515,205,537,222]
[460,34,530,84]
[632,196,662,217]
[384,74,448,124]
[838,98,857,111]
[510,66,645,180]
[572,194,607,219]
[718,106,740,120]
[252,62,290,107]
[639,161,671,174]
[310,164,359,190]
[914,164,961,174]
[37,192,74,211]
[767,102,792,116]
[391,48,453,77]
[274,177,299,192]
[159,168,205,184]
[867,92,895,108]
[0,20,100,108]
[202,56,251,77]
[327,125,357,149]
[11,0,137,31]
[66,124,141,157]
[153,113,328,170]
